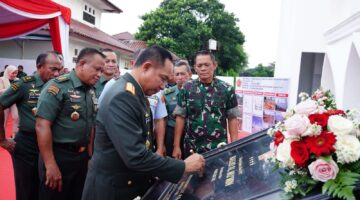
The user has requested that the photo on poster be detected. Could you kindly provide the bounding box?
[243,95,253,113]
[275,97,288,112]
[263,96,276,110]
[263,109,275,128]
[275,111,285,124]
[242,113,253,133]
[252,96,264,116]
[252,116,263,133]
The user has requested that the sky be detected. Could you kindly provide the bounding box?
[101,0,282,68]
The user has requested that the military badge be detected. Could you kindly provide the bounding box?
[48,85,60,95]
[71,111,80,121]
[71,105,81,121]
[32,107,37,116]
[125,82,135,95]
[10,83,19,91]
[145,140,151,149]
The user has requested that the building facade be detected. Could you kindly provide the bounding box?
[275,0,360,111]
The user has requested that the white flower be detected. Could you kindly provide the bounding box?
[294,99,318,116]
[328,115,354,136]
[284,180,298,193]
[298,92,309,101]
[276,139,294,167]
[267,128,275,137]
[284,114,310,138]
[283,109,295,119]
[302,124,322,137]
[335,135,360,164]
[217,142,227,148]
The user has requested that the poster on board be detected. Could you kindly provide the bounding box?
[235,77,289,137]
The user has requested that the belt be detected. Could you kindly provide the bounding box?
[53,143,87,153]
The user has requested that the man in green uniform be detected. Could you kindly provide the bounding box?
[163,60,192,156]
[35,48,105,200]
[0,52,62,200]
[94,48,118,97]
[173,50,240,159]
[82,45,205,200]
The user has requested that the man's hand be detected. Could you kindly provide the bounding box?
[155,146,166,157]
[0,138,16,153]
[45,162,62,192]
[172,146,182,160]
[184,153,205,173]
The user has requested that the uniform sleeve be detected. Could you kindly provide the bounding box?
[173,87,187,117]
[0,81,24,108]
[226,85,241,118]
[104,91,185,183]
[154,92,167,119]
[98,79,115,107]
[36,81,62,122]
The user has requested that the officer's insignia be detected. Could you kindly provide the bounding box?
[72,105,81,110]
[48,85,60,95]
[71,111,80,121]
[22,76,35,82]
[10,83,19,91]
[56,75,69,82]
[32,107,37,116]
[145,140,151,149]
[125,82,135,95]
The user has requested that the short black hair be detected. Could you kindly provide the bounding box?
[18,65,23,69]
[100,48,115,54]
[36,51,60,68]
[76,48,106,64]
[134,45,173,68]
[174,60,191,72]
[194,50,217,65]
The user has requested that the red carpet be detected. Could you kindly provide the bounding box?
[0,116,16,200]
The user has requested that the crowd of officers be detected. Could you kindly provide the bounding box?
[0,45,240,200]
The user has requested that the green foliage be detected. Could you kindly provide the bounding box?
[135,0,247,74]
[322,171,360,200]
[240,62,274,77]
[279,170,318,199]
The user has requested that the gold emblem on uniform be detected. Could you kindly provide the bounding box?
[11,83,19,91]
[125,82,135,95]
[71,105,81,121]
[48,85,60,95]
[32,107,37,116]
[145,140,151,149]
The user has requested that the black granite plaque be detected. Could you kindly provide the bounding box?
[143,130,358,200]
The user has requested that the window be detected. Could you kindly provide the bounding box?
[93,10,95,15]
[74,49,78,56]
[85,5,87,11]
[83,12,95,25]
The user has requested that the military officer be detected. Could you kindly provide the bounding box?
[35,48,105,200]
[172,50,240,159]
[0,51,62,200]
[94,48,118,97]
[82,45,205,200]
[163,60,192,156]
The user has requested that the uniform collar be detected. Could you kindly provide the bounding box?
[94,75,109,89]
[34,73,45,87]
[70,70,84,89]
[123,73,145,98]
[195,77,217,87]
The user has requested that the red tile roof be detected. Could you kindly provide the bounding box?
[70,19,134,55]
[113,32,134,40]
[121,40,148,51]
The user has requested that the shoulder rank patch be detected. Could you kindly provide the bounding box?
[21,76,35,83]
[164,87,175,95]
[55,75,70,82]
[11,82,20,91]
[125,82,135,95]
[47,84,60,95]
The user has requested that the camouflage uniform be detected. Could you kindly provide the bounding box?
[174,78,240,156]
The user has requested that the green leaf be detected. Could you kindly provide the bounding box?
[322,171,360,200]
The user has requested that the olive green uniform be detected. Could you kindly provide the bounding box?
[94,75,109,98]
[0,74,44,200]
[163,85,182,156]
[36,70,97,200]
[82,73,185,200]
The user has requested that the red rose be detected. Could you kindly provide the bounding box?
[291,141,309,167]
[308,114,329,128]
[273,130,285,145]
[304,131,336,156]
[326,109,345,116]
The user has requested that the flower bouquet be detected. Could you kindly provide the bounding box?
[267,88,360,200]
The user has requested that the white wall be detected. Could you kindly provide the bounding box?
[52,0,102,28]
[275,0,360,110]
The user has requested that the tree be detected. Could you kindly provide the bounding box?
[135,0,247,75]
[240,62,275,77]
